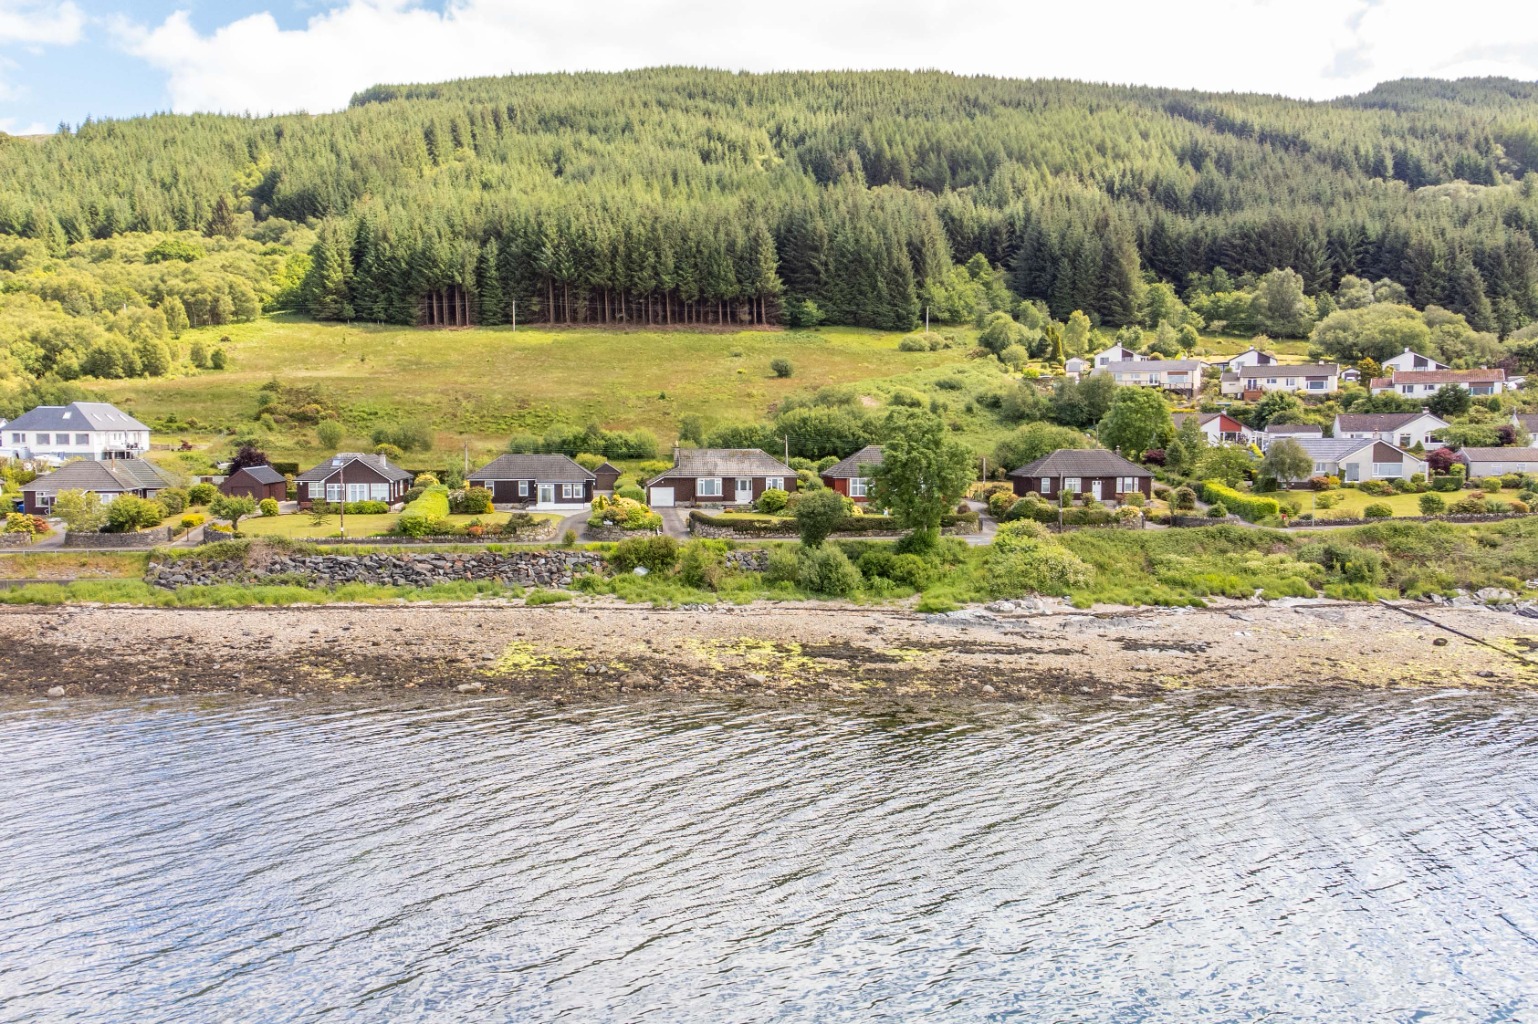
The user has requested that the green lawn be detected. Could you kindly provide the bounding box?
[95,315,976,466]
[236,510,561,540]
[1296,488,1430,520]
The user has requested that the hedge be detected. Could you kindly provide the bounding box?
[689,509,980,536]
[397,485,450,534]
[1200,480,1279,523]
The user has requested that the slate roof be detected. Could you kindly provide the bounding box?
[1288,437,1376,461]
[23,458,171,493]
[227,464,286,485]
[295,453,413,483]
[1263,423,1323,435]
[1170,412,1238,429]
[1457,447,1538,463]
[822,445,884,479]
[1007,449,1152,479]
[1376,368,1507,386]
[5,402,150,433]
[469,454,596,481]
[1236,364,1340,378]
[649,448,795,484]
[1101,359,1205,374]
[1335,412,1444,433]
[1514,414,1538,432]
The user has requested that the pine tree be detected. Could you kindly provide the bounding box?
[477,239,506,325]
[205,194,238,239]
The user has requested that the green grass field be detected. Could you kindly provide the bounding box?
[1303,489,1428,520]
[95,315,978,467]
[235,510,561,540]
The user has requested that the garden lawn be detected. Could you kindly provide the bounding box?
[1302,489,1436,520]
[235,510,559,540]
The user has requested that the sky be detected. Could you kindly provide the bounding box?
[2,0,1537,135]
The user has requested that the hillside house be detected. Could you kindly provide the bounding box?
[1455,448,1538,477]
[1090,343,1138,369]
[1,402,151,463]
[468,454,596,510]
[646,449,797,508]
[1100,359,1204,395]
[295,453,413,508]
[1289,438,1425,484]
[1369,368,1510,397]
[21,458,172,515]
[1008,449,1153,502]
[1232,364,1340,396]
[1260,423,1324,449]
[820,445,883,502]
[1381,347,1449,374]
[1512,413,1538,446]
[1171,412,1252,445]
[1216,347,1278,372]
[1333,411,1447,450]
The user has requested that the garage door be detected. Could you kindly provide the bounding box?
[650,487,675,508]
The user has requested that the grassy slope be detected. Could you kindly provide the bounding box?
[93,316,982,467]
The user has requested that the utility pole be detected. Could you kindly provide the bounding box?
[338,459,346,540]
[924,305,929,332]
[511,299,517,331]
[784,435,790,464]
[463,442,469,478]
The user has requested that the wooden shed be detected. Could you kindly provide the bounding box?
[219,464,288,502]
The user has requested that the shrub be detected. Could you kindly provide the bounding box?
[372,442,405,463]
[1308,476,1340,491]
[756,487,790,514]
[1005,495,1055,524]
[188,482,217,505]
[1114,505,1143,525]
[1362,503,1393,518]
[157,487,189,515]
[1358,480,1395,496]
[793,488,847,548]
[526,589,574,606]
[1121,491,1145,508]
[104,495,166,532]
[1431,475,1463,493]
[795,545,863,596]
[609,535,679,573]
[984,522,1092,596]
[770,358,794,379]
[1313,492,1342,509]
[258,498,280,517]
[678,542,728,590]
[1511,499,1531,514]
[1487,500,1513,514]
[1449,495,1489,515]
[1206,502,1228,518]
[1418,493,1446,516]
[179,513,205,530]
[616,484,646,503]
[370,422,433,452]
[49,489,107,533]
[898,335,929,352]
[1199,481,1279,523]
[1478,477,1503,492]
[396,485,452,535]
[589,495,661,531]
[450,487,494,515]
[316,419,344,449]
[1172,486,1197,511]
[4,512,37,536]
[1301,540,1386,585]
[987,489,1018,519]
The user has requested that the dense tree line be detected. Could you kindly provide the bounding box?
[3,70,1538,331]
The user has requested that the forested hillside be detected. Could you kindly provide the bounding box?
[4,69,1538,338]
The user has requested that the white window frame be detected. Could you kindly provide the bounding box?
[697,478,722,498]
[561,483,577,499]
[325,483,342,502]
[346,483,369,503]
[9,433,21,444]
[765,477,784,491]
[849,477,869,498]
[735,478,754,501]
[370,483,389,500]
[1039,478,1052,495]
[1372,463,1402,479]
[1064,477,1081,495]
[518,480,529,497]
[74,433,89,445]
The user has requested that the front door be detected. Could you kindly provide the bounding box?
[736,478,753,503]
[1091,480,1103,500]
[538,483,555,505]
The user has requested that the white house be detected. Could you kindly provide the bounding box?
[1171,411,1253,445]
[1455,448,1538,477]
[1512,413,1538,446]
[1233,364,1341,396]
[1216,347,1278,372]
[1099,359,1204,395]
[1260,422,1323,450]
[1091,343,1139,369]
[1381,347,1448,374]
[1333,411,1448,450]
[1290,438,1426,484]
[1,402,151,462]
[1369,368,1510,397]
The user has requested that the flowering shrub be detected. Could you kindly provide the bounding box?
[588,495,661,531]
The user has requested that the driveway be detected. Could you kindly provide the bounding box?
[657,508,692,539]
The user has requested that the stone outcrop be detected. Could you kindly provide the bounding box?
[147,549,605,590]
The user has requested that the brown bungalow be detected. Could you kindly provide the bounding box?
[820,445,883,502]
[219,464,288,503]
[294,452,413,508]
[646,448,797,507]
[1008,449,1153,502]
[467,454,596,510]
[21,458,172,515]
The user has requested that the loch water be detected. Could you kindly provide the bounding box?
[1,689,1535,1022]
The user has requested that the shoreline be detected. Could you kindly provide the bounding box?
[5,598,1537,701]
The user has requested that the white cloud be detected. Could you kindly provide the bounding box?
[115,0,1538,115]
[0,1,84,46]
[0,117,51,135]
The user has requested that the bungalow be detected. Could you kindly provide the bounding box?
[468,454,596,510]
[1289,437,1425,484]
[1381,347,1448,374]
[1235,364,1340,396]
[21,457,172,515]
[1512,413,1538,446]
[821,445,883,502]
[1,402,151,462]
[1260,423,1324,449]
[645,448,797,508]
[1171,412,1251,445]
[295,452,413,508]
[1455,448,1538,477]
[1369,368,1510,397]
[1216,347,1278,372]
[593,461,622,493]
[1008,449,1153,502]
[1090,342,1139,369]
[219,465,288,503]
[1333,411,1447,450]
[1100,359,1205,395]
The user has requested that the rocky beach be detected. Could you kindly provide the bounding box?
[4,598,1536,702]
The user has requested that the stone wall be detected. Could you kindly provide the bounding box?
[0,532,32,548]
[147,549,605,590]
[64,526,173,549]
[585,525,663,542]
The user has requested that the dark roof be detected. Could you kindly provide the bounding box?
[1264,422,1323,435]
[469,453,595,481]
[296,453,412,483]
[227,464,286,485]
[4,402,151,433]
[1007,449,1152,479]
[1335,412,1444,432]
[24,458,171,493]
[594,461,621,476]
[1458,447,1538,463]
[822,445,884,479]
[1237,364,1340,377]
[1514,414,1538,431]
[648,448,794,484]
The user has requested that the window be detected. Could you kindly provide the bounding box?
[1398,434,1411,447]
[35,434,51,445]
[698,478,722,497]
[849,477,869,498]
[1064,477,1081,495]
[1266,377,1278,386]
[75,433,89,445]
[1307,380,1325,391]
[561,483,577,499]
[370,484,389,500]
[325,483,342,502]
[1039,478,1052,495]
[1313,462,1329,474]
[1372,463,1402,478]
[736,478,753,500]
[346,483,369,503]
[1118,477,1139,493]
[765,477,784,491]
[1401,385,1413,395]
[1284,378,1296,388]
[518,481,529,497]
[9,433,20,444]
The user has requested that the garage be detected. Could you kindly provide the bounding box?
[649,487,675,508]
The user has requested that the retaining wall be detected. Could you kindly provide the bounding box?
[147,549,605,590]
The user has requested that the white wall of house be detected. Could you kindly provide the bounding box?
[1463,459,1538,476]
[1381,348,1448,373]
[1374,379,1508,397]
[1237,371,1337,394]
[2,427,151,462]
[1333,414,1446,449]
[1314,448,1425,482]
